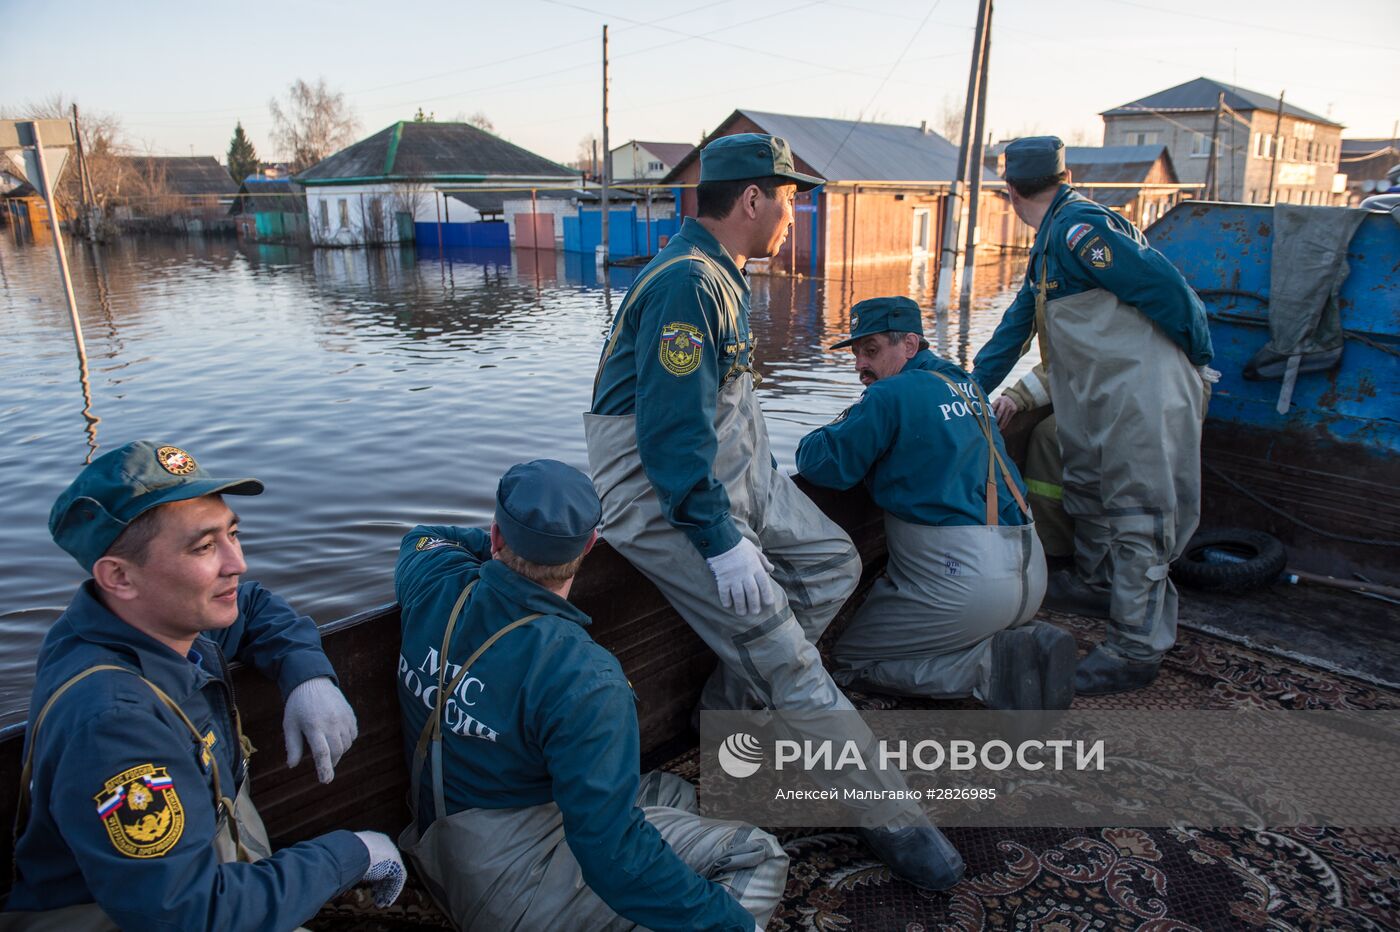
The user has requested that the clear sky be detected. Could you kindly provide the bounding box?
[3,0,1396,166]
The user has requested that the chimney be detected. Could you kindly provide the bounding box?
[919,120,929,135]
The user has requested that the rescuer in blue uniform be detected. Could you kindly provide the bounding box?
[3,441,404,931]
[394,459,787,931]
[797,297,1075,709]
[585,134,964,891]
[973,137,1215,695]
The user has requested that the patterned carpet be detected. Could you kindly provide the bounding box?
[311,612,1400,931]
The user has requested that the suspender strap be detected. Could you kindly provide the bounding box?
[1032,199,1071,370]
[925,370,1032,526]
[592,252,724,397]
[409,579,542,827]
[13,663,252,874]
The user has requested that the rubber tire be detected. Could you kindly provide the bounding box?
[1172,528,1287,593]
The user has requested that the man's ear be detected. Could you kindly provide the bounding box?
[904,332,921,358]
[743,183,762,218]
[92,555,140,603]
[582,529,598,556]
[1064,167,1073,185]
[489,523,503,557]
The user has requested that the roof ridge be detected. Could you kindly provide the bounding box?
[384,121,405,176]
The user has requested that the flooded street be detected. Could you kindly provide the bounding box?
[0,233,1032,726]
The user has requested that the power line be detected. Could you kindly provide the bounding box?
[1099,0,1400,53]
[820,0,943,173]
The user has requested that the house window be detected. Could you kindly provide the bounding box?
[318,199,329,229]
[1190,132,1212,157]
[1253,133,1268,158]
[1128,131,1159,146]
[647,161,663,172]
[338,199,349,228]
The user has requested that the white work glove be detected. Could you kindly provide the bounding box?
[353,831,407,908]
[705,538,776,616]
[283,676,358,783]
[1198,365,1221,384]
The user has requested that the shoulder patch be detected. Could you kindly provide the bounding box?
[1077,235,1114,270]
[1065,222,1094,250]
[95,764,185,858]
[415,536,461,552]
[659,321,704,376]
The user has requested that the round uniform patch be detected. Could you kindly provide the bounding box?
[94,764,185,858]
[155,446,197,476]
[659,322,705,377]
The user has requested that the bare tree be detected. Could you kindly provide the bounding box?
[570,133,601,175]
[1064,126,1094,147]
[268,78,360,173]
[466,111,495,134]
[936,92,963,141]
[0,94,128,224]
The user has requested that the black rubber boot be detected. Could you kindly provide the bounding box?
[858,825,965,891]
[984,626,1040,711]
[1042,569,1111,618]
[1028,621,1078,710]
[1073,645,1160,695]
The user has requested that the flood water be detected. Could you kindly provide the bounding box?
[0,232,1033,726]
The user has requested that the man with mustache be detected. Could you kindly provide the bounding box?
[797,297,1074,709]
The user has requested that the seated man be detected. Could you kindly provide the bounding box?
[394,459,788,931]
[797,298,1076,710]
[5,441,404,929]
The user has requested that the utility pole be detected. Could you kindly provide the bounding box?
[934,0,992,316]
[1266,90,1285,204]
[957,2,992,314]
[600,24,611,269]
[1205,91,1223,201]
[32,122,88,363]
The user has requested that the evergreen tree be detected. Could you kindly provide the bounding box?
[226,122,259,182]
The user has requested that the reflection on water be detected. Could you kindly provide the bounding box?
[0,233,1031,726]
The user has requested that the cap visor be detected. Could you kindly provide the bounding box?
[829,335,859,350]
[781,170,824,192]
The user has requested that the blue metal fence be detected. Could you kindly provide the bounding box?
[562,207,681,257]
[413,221,510,249]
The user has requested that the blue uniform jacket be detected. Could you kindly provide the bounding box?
[592,218,756,559]
[395,527,754,932]
[5,581,368,930]
[971,185,1214,395]
[797,349,1030,527]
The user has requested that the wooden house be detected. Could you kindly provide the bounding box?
[664,109,1006,276]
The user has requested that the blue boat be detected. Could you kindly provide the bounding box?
[1149,203,1400,586]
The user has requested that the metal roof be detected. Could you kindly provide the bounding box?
[667,109,996,184]
[1064,146,1175,208]
[298,122,578,185]
[631,141,694,166]
[230,178,305,214]
[1101,77,1340,128]
[118,156,239,196]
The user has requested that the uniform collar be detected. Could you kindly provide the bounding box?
[478,559,592,628]
[901,348,939,373]
[1032,184,1083,257]
[677,218,749,296]
[62,581,212,695]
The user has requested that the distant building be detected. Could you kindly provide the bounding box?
[1064,145,1180,227]
[609,140,694,183]
[1338,138,1400,206]
[665,108,1004,274]
[296,121,578,247]
[1101,77,1343,205]
[114,156,239,232]
[229,177,307,242]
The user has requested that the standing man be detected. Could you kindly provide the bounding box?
[395,460,787,931]
[585,134,963,890]
[973,137,1215,695]
[4,441,404,930]
[797,297,1074,709]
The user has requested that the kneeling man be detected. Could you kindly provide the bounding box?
[797,298,1075,710]
[5,441,404,930]
[395,459,787,931]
